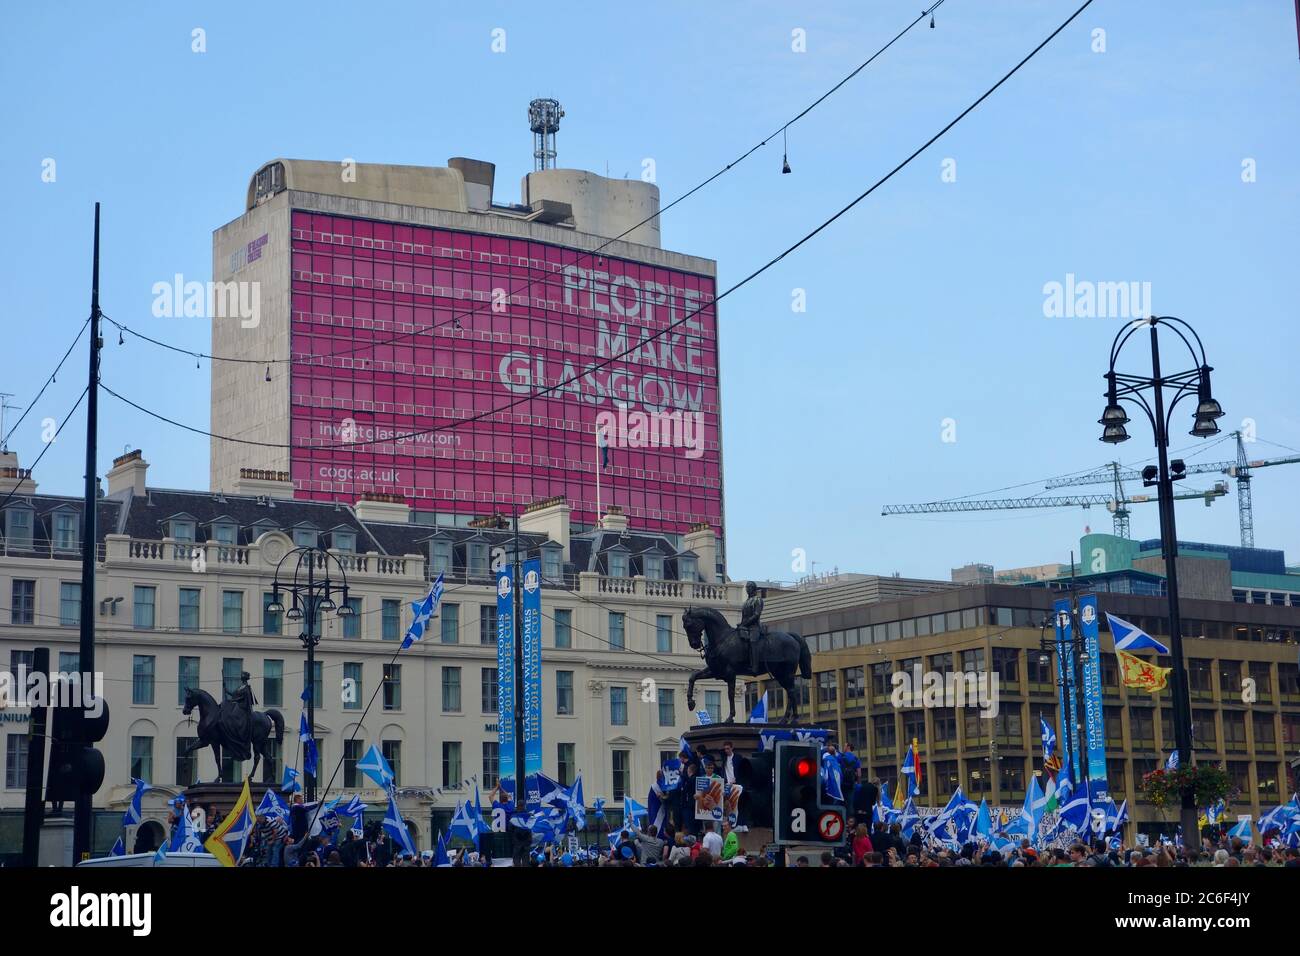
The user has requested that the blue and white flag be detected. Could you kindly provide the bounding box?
[401,573,445,650]
[749,691,768,724]
[340,794,368,833]
[383,791,417,857]
[110,836,125,857]
[820,750,844,802]
[280,766,302,794]
[897,797,920,839]
[1057,766,1091,832]
[1228,817,1252,843]
[535,772,569,808]
[1105,612,1170,654]
[974,798,993,839]
[659,758,682,794]
[695,710,713,726]
[435,830,451,867]
[1024,774,1046,843]
[124,777,151,827]
[900,744,920,797]
[153,843,168,864]
[168,803,205,854]
[623,795,648,827]
[1258,794,1300,834]
[1039,715,1057,766]
[678,736,693,761]
[1165,750,1179,771]
[357,743,396,791]
[565,774,586,827]
[299,712,319,777]
[646,786,668,837]
[256,788,289,820]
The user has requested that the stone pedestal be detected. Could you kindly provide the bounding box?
[183,780,277,823]
[38,812,75,868]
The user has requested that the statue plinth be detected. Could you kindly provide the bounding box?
[182,779,279,821]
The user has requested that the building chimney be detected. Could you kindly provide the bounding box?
[354,491,411,525]
[683,522,718,583]
[448,157,496,211]
[233,467,296,499]
[106,448,148,497]
[598,504,628,533]
[519,495,571,561]
[0,450,36,497]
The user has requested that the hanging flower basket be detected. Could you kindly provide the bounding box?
[1139,764,1232,810]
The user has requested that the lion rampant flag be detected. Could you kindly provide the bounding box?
[1117,649,1170,693]
[203,777,255,866]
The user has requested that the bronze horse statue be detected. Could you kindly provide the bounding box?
[182,687,285,782]
[682,607,812,724]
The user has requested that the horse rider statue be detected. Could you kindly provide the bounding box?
[738,581,765,672]
[219,671,257,762]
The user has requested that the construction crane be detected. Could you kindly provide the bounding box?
[1042,432,1300,547]
[881,483,1228,531]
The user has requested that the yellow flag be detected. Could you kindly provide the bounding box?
[203,777,254,867]
[1117,649,1169,693]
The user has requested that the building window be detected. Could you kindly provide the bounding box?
[344,662,363,710]
[442,742,462,789]
[1219,660,1242,695]
[263,660,283,707]
[479,605,497,645]
[871,663,892,699]
[130,736,153,782]
[384,664,402,710]
[177,657,200,705]
[222,591,243,634]
[656,615,672,653]
[307,661,323,710]
[54,512,79,551]
[933,708,957,750]
[609,686,630,726]
[818,672,837,705]
[59,583,80,627]
[129,585,156,630]
[467,542,488,577]
[843,666,865,704]
[175,736,197,786]
[554,609,572,648]
[1252,713,1277,751]
[609,550,628,578]
[658,688,675,727]
[293,528,317,549]
[262,592,282,635]
[1249,662,1272,702]
[612,749,630,800]
[481,667,498,714]
[440,603,459,643]
[132,655,155,705]
[5,507,34,549]
[678,555,697,581]
[342,597,361,638]
[6,734,28,789]
[608,612,625,650]
[429,538,452,576]
[383,740,402,787]
[705,690,722,723]
[382,599,401,641]
[58,651,79,672]
[557,743,576,787]
[543,547,562,582]
[442,667,461,712]
[10,580,34,625]
[179,588,200,631]
[212,522,237,544]
[644,554,664,580]
[1223,712,1247,752]
[556,671,574,715]
[874,714,897,753]
[482,741,499,789]
[343,739,363,788]
[331,531,356,553]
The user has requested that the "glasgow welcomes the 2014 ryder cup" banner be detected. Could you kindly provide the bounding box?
[496,565,516,808]
[522,558,543,810]
[1078,594,1110,803]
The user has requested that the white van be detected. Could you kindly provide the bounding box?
[76,852,223,868]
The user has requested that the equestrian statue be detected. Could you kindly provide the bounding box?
[682,583,812,724]
[181,673,285,782]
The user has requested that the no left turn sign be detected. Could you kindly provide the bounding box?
[818,811,843,842]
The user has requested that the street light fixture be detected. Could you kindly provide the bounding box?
[267,546,354,802]
[1099,315,1223,842]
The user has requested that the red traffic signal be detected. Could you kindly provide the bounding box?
[790,756,816,779]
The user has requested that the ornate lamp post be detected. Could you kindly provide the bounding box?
[1099,315,1224,842]
[265,547,355,802]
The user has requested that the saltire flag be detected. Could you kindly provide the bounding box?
[678,736,694,762]
[204,777,255,867]
[1046,755,1074,814]
[623,795,649,828]
[1165,750,1179,771]
[821,749,844,802]
[401,573,445,649]
[696,710,713,726]
[449,800,480,843]
[932,787,976,831]
[897,797,920,840]
[749,691,768,724]
[340,794,368,834]
[1114,799,1129,833]
[646,785,668,837]
[1105,613,1170,654]
[357,743,396,791]
[256,788,289,820]
[1040,715,1061,775]
[124,777,151,826]
[299,712,319,777]
[280,766,302,794]
[1117,649,1171,692]
[110,836,125,857]
[153,843,168,864]
[1227,817,1252,844]
[1024,774,1047,844]
[973,798,992,839]
[1257,794,1300,834]
[535,771,569,808]
[473,785,488,840]
[900,743,921,797]
[565,774,586,827]
[168,802,205,854]
[1057,768,1090,833]
[435,830,451,867]
[383,790,417,857]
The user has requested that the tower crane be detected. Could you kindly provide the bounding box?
[1042,432,1300,547]
[881,483,1227,531]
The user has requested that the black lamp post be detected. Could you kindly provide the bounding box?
[265,547,355,803]
[1099,315,1224,842]
[1037,611,1089,793]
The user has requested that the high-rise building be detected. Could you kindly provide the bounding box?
[209,148,724,572]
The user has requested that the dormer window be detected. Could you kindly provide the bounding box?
[169,519,196,543]
[212,522,238,545]
[608,549,628,579]
[54,512,80,551]
[429,538,452,576]
[293,527,318,549]
[331,531,357,553]
[467,541,488,576]
[678,554,698,582]
[4,505,34,549]
[542,544,562,582]
[644,554,664,580]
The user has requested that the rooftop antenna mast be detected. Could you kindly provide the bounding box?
[529,98,564,171]
[0,393,17,452]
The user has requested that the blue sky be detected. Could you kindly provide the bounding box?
[2,0,1297,582]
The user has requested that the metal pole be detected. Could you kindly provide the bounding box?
[1147,326,1198,841]
[73,203,102,863]
[512,515,525,808]
[22,647,50,867]
[306,553,316,803]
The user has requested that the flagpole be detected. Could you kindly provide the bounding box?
[595,426,602,524]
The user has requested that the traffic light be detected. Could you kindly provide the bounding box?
[46,694,109,805]
[774,740,846,845]
[741,748,776,828]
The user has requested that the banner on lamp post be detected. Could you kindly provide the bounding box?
[522,558,543,811]
[496,566,516,809]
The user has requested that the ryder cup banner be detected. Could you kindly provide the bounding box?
[522,558,543,809]
[496,566,517,808]
[1053,598,1080,772]
[1078,594,1109,801]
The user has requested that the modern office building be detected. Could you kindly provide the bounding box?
[208,145,725,569]
[0,449,741,856]
[761,564,1300,841]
